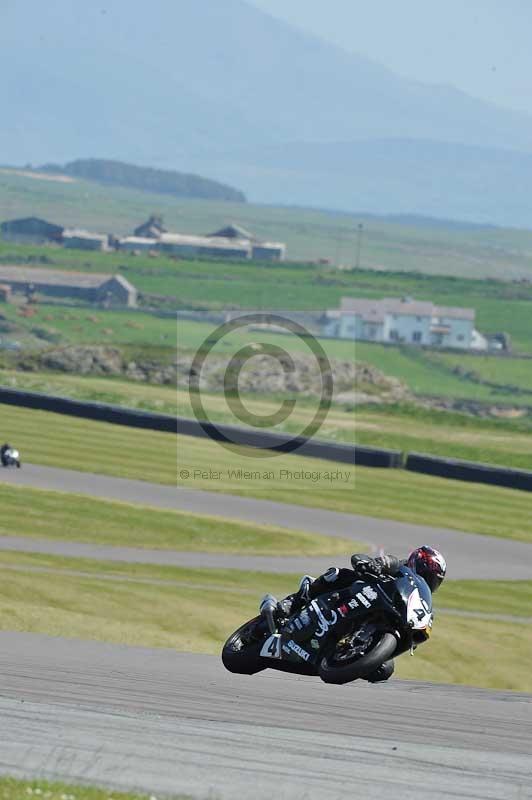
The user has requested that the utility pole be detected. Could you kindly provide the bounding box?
[355,223,364,270]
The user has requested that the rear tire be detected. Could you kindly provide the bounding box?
[221,616,267,675]
[319,631,397,685]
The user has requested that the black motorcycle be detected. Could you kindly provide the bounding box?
[222,567,433,684]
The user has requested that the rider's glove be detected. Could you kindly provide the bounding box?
[351,554,378,575]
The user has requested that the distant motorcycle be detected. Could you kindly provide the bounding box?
[1,447,21,468]
[222,566,433,684]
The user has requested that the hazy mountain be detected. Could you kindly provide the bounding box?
[2,0,532,224]
[193,139,532,227]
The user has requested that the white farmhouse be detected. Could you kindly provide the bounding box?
[323,296,483,350]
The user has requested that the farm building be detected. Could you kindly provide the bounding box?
[323,296,484,350]
[0,217,64,245]
[251,242,286,261]
[158,233,251,259]
[0,266,137,307]
[208,223,286,261]
[63,229,109,251]
[118,236,158,253]
[133,215,167,239]
[126,219,287,261]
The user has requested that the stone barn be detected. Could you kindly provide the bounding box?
[0,266,137,307]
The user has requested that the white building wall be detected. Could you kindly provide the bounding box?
[338,313,364,340]
[437,317,474,349]
[387,313,432,345]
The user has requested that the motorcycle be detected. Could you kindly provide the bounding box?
[222,566,433,684]
[1,448,21,468]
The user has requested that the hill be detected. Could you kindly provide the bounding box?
[199,138,532,228]
[2,0,532,224]
[39,159,245,203]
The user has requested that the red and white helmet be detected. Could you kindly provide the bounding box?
[407,546,447,593]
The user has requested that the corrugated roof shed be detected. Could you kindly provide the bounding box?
[160,233,250,251]
[0,266,122,288]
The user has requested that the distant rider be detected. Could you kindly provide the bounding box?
[277,545,447,683]
[0,443,12,466]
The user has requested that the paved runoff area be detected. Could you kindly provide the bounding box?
[0,466,531,798]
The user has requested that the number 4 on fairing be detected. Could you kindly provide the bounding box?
[260,634,282,659]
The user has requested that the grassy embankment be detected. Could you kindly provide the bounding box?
[1,404,532,542]
[0,547,530,691]
[0,776,186,800]
[4,300,532,408]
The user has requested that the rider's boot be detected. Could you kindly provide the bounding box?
[365,659,395,683]
[277,575,315,617]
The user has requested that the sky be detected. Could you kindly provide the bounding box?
[249,0,532,116]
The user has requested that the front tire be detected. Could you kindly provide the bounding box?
[221,616,267,675]
[319,631,397,685]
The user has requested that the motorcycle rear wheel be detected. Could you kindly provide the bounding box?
[221,616,266,675]
[319,631,397,685]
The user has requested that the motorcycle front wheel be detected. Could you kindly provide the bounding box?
[221,615,267,675]
[319,630,397,685]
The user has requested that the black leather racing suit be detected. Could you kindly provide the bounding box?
[0,444,11,467]
[286,554,406,683]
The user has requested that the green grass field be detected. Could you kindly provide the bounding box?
[3,168,532,279]
[3,237,532,353]
[4,301,532,410]
[2,404,532,541]
[0,549,529,691]
[0,483,355,556]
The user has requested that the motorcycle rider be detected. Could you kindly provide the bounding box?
[277,545,447,683]
[0,443,12,466]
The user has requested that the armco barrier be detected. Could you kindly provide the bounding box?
[0,387,177,432]
[0,387,402,468]
[406,452,532,492]
[177,416,402,466]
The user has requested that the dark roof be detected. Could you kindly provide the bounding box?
[0,216,64,235]
[208,224,254,240]
[0,265,134,291]
[133,215,167,238]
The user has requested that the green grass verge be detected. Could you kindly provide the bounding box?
[0,550,529,692]
[0,483,355,556]
[354,404,532,470]
[2,403,532,542]
[4,367,532,469]
[394,615,532,692]
[0,776,187,800]
[437,579,532,617]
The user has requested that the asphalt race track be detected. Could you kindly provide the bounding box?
[2,463,532,579]
[1,465,531,798]
[0,632,530,800]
